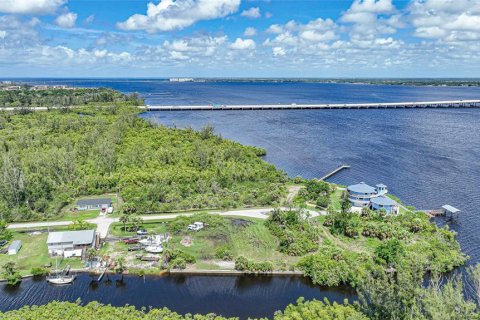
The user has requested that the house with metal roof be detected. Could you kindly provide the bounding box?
[47,230,97,257]
[370,196,399,214]
[76,198,112,211]
[347,182,398,214]
[347,182,378,207]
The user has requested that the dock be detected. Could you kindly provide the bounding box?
[422,205,461,218]
[146,99,480,111]
[319,164,350,181]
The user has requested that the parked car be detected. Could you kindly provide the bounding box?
[123,238,139,244]
[0,240,7,247]
[137,229,148,236]
[187,222,204,231]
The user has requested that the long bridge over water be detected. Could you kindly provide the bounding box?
[145,99,480,111]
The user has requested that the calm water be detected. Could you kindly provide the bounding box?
[4,79,480,313]
[0,274,354,319]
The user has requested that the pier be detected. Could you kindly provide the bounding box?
[145,99,480,111]
[319,164,350,181]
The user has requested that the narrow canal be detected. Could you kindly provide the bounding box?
[0,274,356,319]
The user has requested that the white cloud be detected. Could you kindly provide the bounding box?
[84,14,95,25]
[230,38,256,50]
[0,0,66,15]
[55,12,77,28]
[117,0,241,33]
[272,47,285,56]
[241,7,261,19]
[409,0,480,42]
[341,0,399,39]
[243,27,257,37]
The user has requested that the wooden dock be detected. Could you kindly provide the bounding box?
[319,164,350,181]
[146,99,480,111]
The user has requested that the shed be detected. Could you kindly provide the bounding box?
[8,240,22,255]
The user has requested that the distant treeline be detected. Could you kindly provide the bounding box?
[187,78,480,87]
[0,87,143,108]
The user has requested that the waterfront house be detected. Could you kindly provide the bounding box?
[47,229,97,257]
[347,182,377,207]
[7,240,22,255]
[370,196,399,214]
[76,198,112,211]
[347,182,399,214]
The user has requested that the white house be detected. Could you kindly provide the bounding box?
[76,198,112,211]
[47,230,97,257]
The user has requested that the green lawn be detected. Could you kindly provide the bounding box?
[329,188,345,212]
[53,193,121,221]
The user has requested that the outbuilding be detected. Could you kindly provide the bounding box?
[8,240,22,255]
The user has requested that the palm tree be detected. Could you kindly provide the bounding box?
[114,256,126,281]
[130,215,143,231]
[119,214,130,232]
[86,248,98,264]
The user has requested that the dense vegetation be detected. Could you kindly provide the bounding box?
[0,87,142,108]
[0,299,368,320]
[263,206,466,287]
[0,106,286,221]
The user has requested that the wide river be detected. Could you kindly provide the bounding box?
[7,79,480,317]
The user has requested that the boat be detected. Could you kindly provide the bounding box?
[47,259,75,285]
[47,275,76,285]
[145,245,163,253]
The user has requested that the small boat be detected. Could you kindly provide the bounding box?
[128,245,143,251]
[145,245,163,253]
[47,275,76,285]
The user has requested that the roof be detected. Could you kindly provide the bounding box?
[347,182,376,194]
[8,240,22,251]
[376,183,387,188]
[76,198,112,207]
[47,230,96,246]
[442,205,460,214]
[371,196,398,206]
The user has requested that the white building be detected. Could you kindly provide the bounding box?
[47,230,97,257]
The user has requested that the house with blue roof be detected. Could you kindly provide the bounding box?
[347,182,399,214]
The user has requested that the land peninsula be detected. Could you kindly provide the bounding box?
[0,87,477,320]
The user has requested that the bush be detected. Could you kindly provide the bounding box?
[169,258,187,270]
[31,267,48,277]
[375,239,405,265]
[234,256,273,273]
[215,246,234,261]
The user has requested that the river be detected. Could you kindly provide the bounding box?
[8,79,480,315]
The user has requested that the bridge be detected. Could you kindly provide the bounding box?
[145,99,480,111]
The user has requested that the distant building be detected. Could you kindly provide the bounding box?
[8,240,22,255]
[76,198,112,211]
[347,182,399,214]
[47,229,97,257]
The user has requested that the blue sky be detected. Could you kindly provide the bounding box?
[0,0,479,77]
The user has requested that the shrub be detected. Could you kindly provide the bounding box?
[215,246,234,261]
[31,267,48,277]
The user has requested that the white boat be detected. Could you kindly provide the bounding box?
[47,275,76,285]
[145,245,163,253]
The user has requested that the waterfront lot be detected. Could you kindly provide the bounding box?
[0,231,84,277]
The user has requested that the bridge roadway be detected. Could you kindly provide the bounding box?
[145,99,480,111]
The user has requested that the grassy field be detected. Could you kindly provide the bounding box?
[0,231,85,277]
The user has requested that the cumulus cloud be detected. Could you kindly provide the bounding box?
[117,0,241,32]
[409,0,480,42]
[0,0,66,15]
[243,27,257,37]
[55,12,77,28]
[241,7,261,19]
[341,0,400,38]
[84,14,95,25]
[230,38,256,50]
